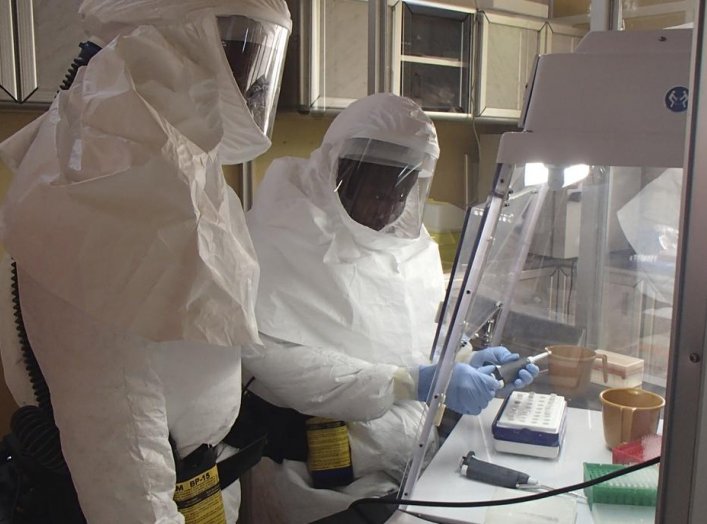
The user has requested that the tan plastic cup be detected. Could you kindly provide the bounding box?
[600,387,665,449]
[547,345,609,396]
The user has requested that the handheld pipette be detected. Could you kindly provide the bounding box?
[459,451,537,488]
[486,350,551,388]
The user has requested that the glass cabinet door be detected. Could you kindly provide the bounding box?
[476,11,545,120]
[394,1,473,115]
[307,0,370,111]
[0,0,85,105]
[542,22,586,54]
[305,0,397,111]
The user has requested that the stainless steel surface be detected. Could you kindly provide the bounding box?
[367,0,387,94]
[298,0,311,109]
[0,0,17,100]
[574,167,610,348]
[590,0,623,31]
[659,4,707,522]
[0,0,38,103]
[241,162,254,211]
[15,0,37,102]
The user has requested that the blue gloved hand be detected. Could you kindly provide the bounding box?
[511,363,540,389]
[469,346,540,389]
[417,363,501,415]
[469,346,518,368]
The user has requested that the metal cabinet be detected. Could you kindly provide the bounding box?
[0,0,85,105]
[475,11,545,120]
[303,0,476,114]
[302,0,373,111]
[300,0,586,121]
[392,1,474,117]
[542,21,586,54]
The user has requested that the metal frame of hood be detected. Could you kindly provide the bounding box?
[0,0,38,103]
[659,1,707,521]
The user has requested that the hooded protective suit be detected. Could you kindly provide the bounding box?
[243,93,445,523]
[0,1,290,522]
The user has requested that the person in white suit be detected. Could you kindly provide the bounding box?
[0,0,290,522]
[240,93,538,523]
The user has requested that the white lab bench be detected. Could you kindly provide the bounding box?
[402,398,658,524]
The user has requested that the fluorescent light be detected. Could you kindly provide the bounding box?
[563,164,590,187]
[524,163,549,186]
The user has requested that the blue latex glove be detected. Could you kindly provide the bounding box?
[469,346,517,368]
[511,363,540,389]
[470,346,540,389]
[418,363,501,415]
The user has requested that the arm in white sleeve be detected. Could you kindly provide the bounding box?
[18,272,183,524]
[243,334,417,421]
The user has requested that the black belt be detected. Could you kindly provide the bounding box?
[223,392,309,464]
[217,433,268,488]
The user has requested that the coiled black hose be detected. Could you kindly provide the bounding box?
[10,41,102,416]
[9,261,52,418]
[3,41,102,523]
[59,41,102,92]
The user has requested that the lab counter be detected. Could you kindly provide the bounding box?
[402,398,658,524]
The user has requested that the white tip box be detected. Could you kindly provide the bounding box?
[591,349,644,388]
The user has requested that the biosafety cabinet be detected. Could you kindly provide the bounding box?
[396,28,702,523]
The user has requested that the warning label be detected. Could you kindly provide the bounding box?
[174,465,226,524]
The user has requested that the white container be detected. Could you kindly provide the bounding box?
[423,200,465,233]
[591,350,644,388]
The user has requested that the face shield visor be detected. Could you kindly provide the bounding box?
[218,15,289,137]
[335,138,437,238]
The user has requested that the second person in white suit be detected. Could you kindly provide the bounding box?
[239,93,538,523]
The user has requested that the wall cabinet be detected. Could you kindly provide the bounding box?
[393,1,474,115]
[304,0,371,111]
[0,0,85,105]
[300,0,586,121]
[475,11,544,120]
[542,21,586,54]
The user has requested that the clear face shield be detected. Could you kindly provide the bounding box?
[334,138,437,238]
[218,15,289,137]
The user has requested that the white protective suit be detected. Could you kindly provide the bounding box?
[243,93,445,523]
[0,1,291,522]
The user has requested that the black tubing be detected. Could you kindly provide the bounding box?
[60,41,102,91]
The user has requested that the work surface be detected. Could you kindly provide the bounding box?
[403,398,658,524]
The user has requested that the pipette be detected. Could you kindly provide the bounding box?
[460,451,537,488]
[486,350,551,388]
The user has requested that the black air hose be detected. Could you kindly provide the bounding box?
[9,40,102,415]
[10,406,68,475]
[10,261,52,418]
[60,41,102,91]
[2,41,101,524]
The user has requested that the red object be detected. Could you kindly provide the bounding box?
[612,434,662,464]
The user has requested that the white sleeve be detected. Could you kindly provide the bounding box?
[243,334,416,421]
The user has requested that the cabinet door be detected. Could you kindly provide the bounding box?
[475,11,544,120]
[394,1,474,116]
[0,0,85,105]
[542,22,586,54]
[307,0,369,110]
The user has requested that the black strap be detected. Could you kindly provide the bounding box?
[217,433,268,489]
[170,425,267,491]
[223,392,309,463]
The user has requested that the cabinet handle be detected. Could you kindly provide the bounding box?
[0,0,18,99]
[15,0,37,102]
[0,0,37,103]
